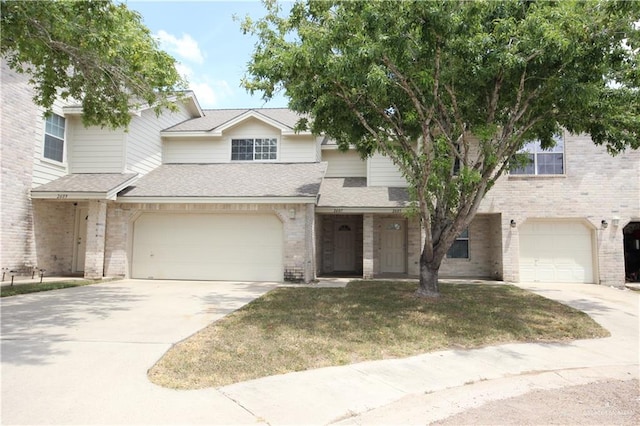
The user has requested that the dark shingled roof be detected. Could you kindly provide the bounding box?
[317,178,410,208]
[120,163,327,199]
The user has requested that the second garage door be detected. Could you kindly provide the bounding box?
[132,213,283,281]
[519,220,594,283]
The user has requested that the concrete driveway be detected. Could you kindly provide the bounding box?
[2,279,638,425]
[0,279,277,425]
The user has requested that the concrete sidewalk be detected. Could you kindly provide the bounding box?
[218,282,639,425]
[1,280,637,425]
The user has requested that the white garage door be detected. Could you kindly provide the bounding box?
[132,213,283,281]
[519,220,594,283]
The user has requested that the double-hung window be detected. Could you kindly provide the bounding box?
[447,228,469,259]
[231,138,277,161]
[511,136,564,175]
[44,113,66,162]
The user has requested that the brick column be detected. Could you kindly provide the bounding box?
[502,216,520,282]
[84,200,107,279]
[363,214,374,279]
[304,204,316,283]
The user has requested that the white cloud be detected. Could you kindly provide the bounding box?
[189,80,234,108]
[155,30,204,64]
[175,62,193,80]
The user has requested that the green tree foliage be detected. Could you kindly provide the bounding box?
[1,0,186,128]
[242,0,639,297]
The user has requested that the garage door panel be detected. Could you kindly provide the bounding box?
[132,213,283,281]
[519,220,594,283]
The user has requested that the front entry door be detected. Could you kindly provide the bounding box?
[380,219,406,273]
[74,207,88,272]
[334,221,356,271]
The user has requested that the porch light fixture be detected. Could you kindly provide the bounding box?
[612,217,620,227]
[510,219,517,228]
[601,219,608,229]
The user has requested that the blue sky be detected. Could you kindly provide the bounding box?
[127,0,290,109]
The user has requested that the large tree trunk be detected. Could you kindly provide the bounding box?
[416,253,442,298]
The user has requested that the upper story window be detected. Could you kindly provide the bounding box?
[447,228,469,259]
[231,138,277,161]
[43,113,66,162]
[511,136,564,175]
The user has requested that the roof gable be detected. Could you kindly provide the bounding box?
[63,91,204,120]
[162,108,312,137]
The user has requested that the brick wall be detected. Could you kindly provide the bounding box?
[31,200,75,274]
[479,132,640,286]
[84,200,107,279]
[439,214,502,279]
[0,61,40,272]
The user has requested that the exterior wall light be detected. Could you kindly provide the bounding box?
[612,217,620,227]
[601,219,608,229]
[510,219,516,228]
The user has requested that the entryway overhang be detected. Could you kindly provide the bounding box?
[31,173,138,201]
[316,177,411,212]
[315,206,409,214]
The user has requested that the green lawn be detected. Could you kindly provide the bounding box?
[0,279,105,297]
[148,280,609,389]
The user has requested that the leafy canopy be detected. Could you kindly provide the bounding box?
[1,0,186,128]
[242,0,639,295]
[244,0,638,154]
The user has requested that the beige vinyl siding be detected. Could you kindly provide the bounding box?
[367,153,408,187]
[32,100,69,186]
[315,136,324,162]
[322,150,366,178]
[127,104,192,175]
[223,118,280,162]
[69,121,126,173]
[280,135,317,162]
[163,138,228,163]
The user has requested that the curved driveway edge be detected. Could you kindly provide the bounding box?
[218,282,639,425]
[1,280,638,425]
[0,279,277,425]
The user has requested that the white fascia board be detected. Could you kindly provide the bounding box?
[216,110,287,133]
[160,131,217,138]
[315,206,409,214]
[320,144,357,150]
[216,110,312,135]
[160,130,313,138]
[63,106,142,118]
[117,196,317,204]
[62,93,203,118]
[106,175,139,199]
[31,176,138,201]
[31,191,110,200]
[179,92,204,117]
[281,129,313,136]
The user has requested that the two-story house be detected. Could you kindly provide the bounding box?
[2,61,639,286]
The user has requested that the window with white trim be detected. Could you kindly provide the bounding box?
[447,228,469,259]
[511,136,564,175]
[43,113,66,162]
[231,138,277,161]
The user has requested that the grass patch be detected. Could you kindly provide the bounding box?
[148,281,609,389]
[0,279,105,297]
